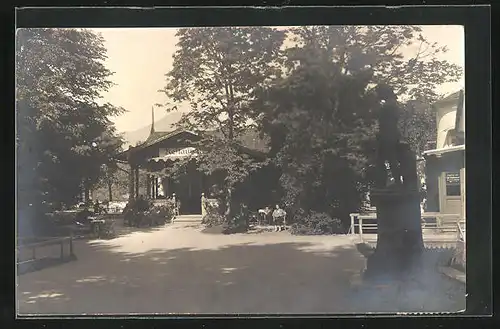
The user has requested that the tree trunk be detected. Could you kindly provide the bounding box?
[84,183,90,203]
[224,188,232,223]
[128,165,135,200]
[108,180,113,201]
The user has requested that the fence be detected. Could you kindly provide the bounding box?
[17,236,75,273]
[349,212,465,241]
[455,220,466,266]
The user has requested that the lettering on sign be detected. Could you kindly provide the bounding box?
[445,172,460,185]
[159,147,196,157]
[167,147,196,156]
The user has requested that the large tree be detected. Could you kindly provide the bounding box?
[16,28,123,234]
[255,25,462,229]
[255,45,379,226]
[159,27,285,222]
[286,25,462,154]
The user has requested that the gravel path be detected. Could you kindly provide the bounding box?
[16,223,465,315]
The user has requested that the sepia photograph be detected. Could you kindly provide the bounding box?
[16,21,467,315]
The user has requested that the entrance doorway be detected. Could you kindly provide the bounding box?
[439,171,462,214]
[171,170,203,215]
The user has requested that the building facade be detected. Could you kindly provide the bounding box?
[423,89,465,219]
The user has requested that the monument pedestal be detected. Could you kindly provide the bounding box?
[364,188,424,281]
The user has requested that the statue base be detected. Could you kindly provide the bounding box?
[363,188,424,281]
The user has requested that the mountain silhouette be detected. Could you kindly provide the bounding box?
[121,110,269,152]
[121,111,186,147]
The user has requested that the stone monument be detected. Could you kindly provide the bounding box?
[364,84,424,281]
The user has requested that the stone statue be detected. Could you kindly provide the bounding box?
[374,84,402,189]
[364,84,424,281]
[397,142,419,191]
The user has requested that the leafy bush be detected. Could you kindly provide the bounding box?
[123,197,175,227]
[290,211,344,235]
[201,199,224,227]
[202,202,250,234]
[144,200,176,226]
[223,203,250,234]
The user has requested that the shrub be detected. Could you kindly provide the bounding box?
[202,199,224,227]
[201,201,250,234]
[223,203,250,234]
[122,197,153,227]
[145,200,176,226]
[290,211,344,235]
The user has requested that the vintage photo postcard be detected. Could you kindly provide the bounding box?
[16,7,484,318]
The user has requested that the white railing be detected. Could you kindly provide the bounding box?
[457,220,466,242]
[452,220,466,267]
[349,212,464,241]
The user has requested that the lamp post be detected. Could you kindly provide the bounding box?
[82,140,99,203]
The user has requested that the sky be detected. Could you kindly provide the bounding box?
[92,25,464,134]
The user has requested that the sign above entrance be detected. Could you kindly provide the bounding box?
[151,147,198,162]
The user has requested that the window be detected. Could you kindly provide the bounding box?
[445,172,461,196]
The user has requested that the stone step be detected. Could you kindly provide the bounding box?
[173,215,203,223]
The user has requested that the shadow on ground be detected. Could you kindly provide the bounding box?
[17,232,465,315]
[352,243,466,314]
[18,240,366,315]
[17,255,78,275]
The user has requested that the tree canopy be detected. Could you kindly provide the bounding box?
[160,27,286,221]
[159,25,462,229]
[16,28,124,231]
[254,25,462,227]
[284,26,462,155]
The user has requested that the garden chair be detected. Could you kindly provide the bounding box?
[258,207,272,226]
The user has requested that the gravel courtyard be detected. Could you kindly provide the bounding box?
[17,222,465,315]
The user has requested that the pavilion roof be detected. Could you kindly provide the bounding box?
[117,128,268,162]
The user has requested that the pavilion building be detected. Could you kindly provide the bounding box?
[118,107,275,215]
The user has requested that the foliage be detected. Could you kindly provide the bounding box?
[201,199,224,227]
[290,212,344,235]
[161,26,286,138]
[285,25,462,102]
[159,27,285,223]
[255,45,377,227]
[122,197,152,227]
[253,25,462,230]
[398,98,437,155]
[145,200,176,226]
[123,198,175,227]
[202,202,250,234]
[223,203,251,233]
[16,28,124,235]
[285,25,461,156]
[92,162,135,201]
